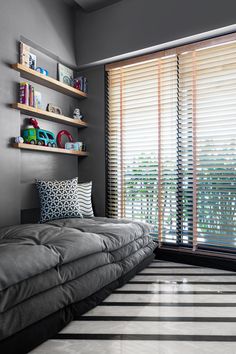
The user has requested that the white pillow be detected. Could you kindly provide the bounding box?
[77,181,94,217]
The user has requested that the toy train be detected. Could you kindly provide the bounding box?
[22,128,56,147]
[22,118,57,147]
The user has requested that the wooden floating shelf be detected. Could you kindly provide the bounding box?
[12,63,87,99]
[13,143,88,156]
[12,103,87,128]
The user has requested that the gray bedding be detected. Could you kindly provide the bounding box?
[0,217,156,341]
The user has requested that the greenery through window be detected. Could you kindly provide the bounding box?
[106,33,236,253]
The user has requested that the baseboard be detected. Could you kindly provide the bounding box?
[155,247,236,272]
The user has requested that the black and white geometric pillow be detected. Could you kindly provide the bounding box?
[36,178,83,223]
[77,181,94,217]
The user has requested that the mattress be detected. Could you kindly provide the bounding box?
[0,217,156,342]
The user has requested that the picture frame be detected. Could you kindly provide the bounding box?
[58,63,74,86]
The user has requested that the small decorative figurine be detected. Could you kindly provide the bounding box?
[15,136,24,143]
[47,103,62,115]
[73,108,83,120]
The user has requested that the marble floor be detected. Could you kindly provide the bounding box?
[29,260,236,354]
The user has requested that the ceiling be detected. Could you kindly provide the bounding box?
[73,0,123,12]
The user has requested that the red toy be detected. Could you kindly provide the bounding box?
[29,118,40,129]
[57,130,73,148]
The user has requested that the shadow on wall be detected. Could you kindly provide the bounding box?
[37,0,76,65]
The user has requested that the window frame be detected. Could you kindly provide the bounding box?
[105,32,236,256]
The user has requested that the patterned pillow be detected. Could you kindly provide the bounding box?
[77,181,94,217]
[36,178,83,223]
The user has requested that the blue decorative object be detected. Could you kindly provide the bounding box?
[65,142,83,151]
[36,67,49,76]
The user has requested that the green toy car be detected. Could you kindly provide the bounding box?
[22,128,57,147]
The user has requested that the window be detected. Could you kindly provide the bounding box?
[46,133,54,140]
[38,131,46,139]
[106,33,236,254]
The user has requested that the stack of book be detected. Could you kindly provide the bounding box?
[19,82,42,109]
[73,76,88,93]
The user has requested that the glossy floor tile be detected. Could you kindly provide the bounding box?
[103,293,236,303]
[131,274,236,282]
[61,320,236,335]
[30,340,236,354]
[82,304,236,317]
[117,282,236,292]
[140,268,234,274]
[29,260,236,354]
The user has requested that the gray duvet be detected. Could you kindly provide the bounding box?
[0,217,156,341]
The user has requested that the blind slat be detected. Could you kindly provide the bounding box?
[106,33,236,252]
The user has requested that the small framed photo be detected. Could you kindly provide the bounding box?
[58,63,74,86]
[29,53,37,70]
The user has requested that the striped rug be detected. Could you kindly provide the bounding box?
[30,260,236,354]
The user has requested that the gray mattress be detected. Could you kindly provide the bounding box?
[0,217,156,341]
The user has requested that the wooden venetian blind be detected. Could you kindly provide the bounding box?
[179,39,236,252]
[106,33,236,253]
[106,54,178,242]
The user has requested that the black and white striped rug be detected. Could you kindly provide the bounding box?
[30,260,236,354]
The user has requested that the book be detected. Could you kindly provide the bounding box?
[28,85,31,106]
[19,42,30,67]
[19,81,42,108]
[19,82,29,105]
[83,77,88,93]
[29,85,35,107]
[34,91,42,109]
[73,76,88,93]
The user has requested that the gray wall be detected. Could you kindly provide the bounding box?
[77,66,106,216]
[75,0,236,217]
[0,0,78,227]
[2,0,236,225]
[76,0,236,66]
